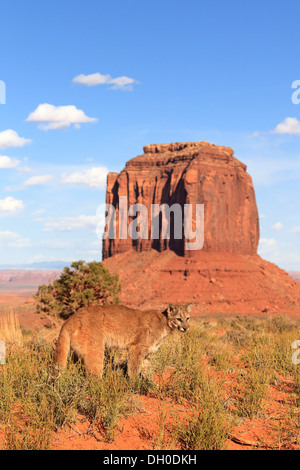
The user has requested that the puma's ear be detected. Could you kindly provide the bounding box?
[185,303,193,313]
[166,304,176,317]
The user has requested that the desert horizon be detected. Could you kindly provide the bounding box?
[0,266,299,300]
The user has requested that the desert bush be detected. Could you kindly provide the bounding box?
[155,332,203,402]
[209,347,234,372]
[155,326,223,403]
[235,335,274,418]
[34,260,121,318]
[267,315,296,334]
[235,366,270,418]
[0,342,55,449]
[81,367,131,442]
[174,372,232,450]
[224,324,252,348]
[153,324,232,450]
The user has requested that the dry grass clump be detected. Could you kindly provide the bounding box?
[0,311,23,347]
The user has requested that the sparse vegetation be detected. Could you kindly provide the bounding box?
[1,312,300,449]
[34,260,121,318]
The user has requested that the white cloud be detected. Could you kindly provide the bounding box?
[259,237,277,246]
[36,238,99,250]
[23,174,53,186]
[17,166,34,173]
[264,250,300,272]
[257,237,300,271]
[0,155,21,168]
[0,231,30,248]
[61,166,108,188]
[272,117,300,136]
[4,173,52,191]
[248,131,260,138]
[39,214,103,232]
[0,129,31,149]
[26,103,97,130]
[258,237,278,254]
[245,156,300,186]
[73,73,111,86]
[73,72,138,91]
[31,209,46,217]
[0,196,24,216]
[36,239,79,249]
[271,222,284,231]
[109,76,138,90]
[290,226,300,234]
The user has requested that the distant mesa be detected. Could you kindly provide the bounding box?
[290,272,300,282]
[102,142,300,316]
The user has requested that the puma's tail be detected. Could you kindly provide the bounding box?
[54,325,70,372]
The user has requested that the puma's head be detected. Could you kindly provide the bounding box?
[164,303,193,332]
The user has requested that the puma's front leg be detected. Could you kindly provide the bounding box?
[127,346,148,379]
[141,353,153,376]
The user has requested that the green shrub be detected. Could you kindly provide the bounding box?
[35,260,121,318]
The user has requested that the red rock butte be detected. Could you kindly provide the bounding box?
[103,142,300,316]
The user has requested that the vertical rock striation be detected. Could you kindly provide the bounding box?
[102,142,259,259]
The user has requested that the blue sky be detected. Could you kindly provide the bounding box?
[0,0,299,270]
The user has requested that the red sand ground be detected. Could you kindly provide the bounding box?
[50,376,297,451]
[0,355,297,451]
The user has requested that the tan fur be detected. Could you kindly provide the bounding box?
[54,303,192,378]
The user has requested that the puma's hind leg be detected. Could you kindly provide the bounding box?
[73,340,105,378]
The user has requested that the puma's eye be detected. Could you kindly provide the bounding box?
[187,317,190,321]
[176,318,182,322]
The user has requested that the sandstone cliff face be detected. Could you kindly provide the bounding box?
[103,142,259,259]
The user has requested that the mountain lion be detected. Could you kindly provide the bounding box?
[54,303,192,378]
